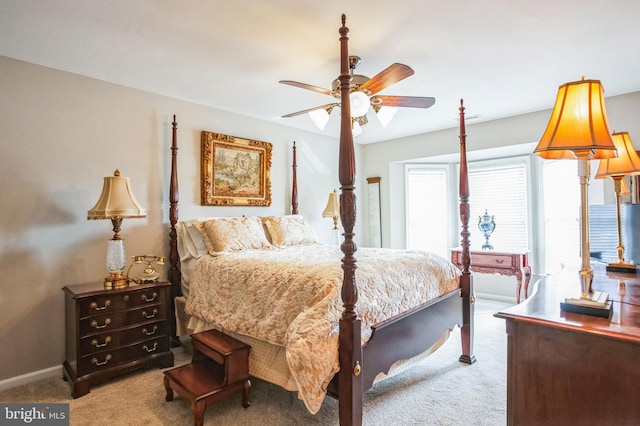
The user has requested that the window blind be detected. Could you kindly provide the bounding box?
[467,162,529,252]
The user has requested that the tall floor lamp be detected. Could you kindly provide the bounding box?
[595,131,640,273]
[534,78,617,316]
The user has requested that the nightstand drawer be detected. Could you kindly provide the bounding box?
[79,303,168,335]
[472,253,515,268]
[77,287,166,318]
[77,338,170,376]
[79,320,168,355]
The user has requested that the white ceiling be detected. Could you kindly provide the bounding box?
[1,0,639,144]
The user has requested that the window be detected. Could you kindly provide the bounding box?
[541,160,580,274]
[406,158,529,258]
[466,159,529,252]
[404,153,586,276]
[405,165,449,257]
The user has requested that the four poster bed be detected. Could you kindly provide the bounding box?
[167,15,474,426]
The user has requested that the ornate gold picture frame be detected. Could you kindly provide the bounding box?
[201,131,272,206]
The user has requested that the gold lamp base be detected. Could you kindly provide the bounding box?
[561,290,613,318]
[606,261,638,274]
[104,273,129,290]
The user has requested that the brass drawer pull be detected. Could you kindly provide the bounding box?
[91,336,112,348]
[495,259,505,264]
[141,292,158,302]
[91,354,112,366]
[142,309,158,319]
[142,326,158,336]
[90,318,111,329]
[143,342,158,353]
[90,300,111,311]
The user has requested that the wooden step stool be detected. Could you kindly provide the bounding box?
[163,329,251,426]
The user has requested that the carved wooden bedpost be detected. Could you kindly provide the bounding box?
[337,14,363,426]
[168,115,181,347]
[457,100,476,364]
[291,141,298,215]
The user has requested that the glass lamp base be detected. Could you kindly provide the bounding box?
[105,238,128,290]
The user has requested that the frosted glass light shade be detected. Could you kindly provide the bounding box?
[376,106,398,128]
[308,108,330,130]
[349,91,370,117]
[352,121,362,137]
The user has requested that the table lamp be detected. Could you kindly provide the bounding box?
[322,189,340,230]
[595,131,640,273]
[88,170,146,289]
[534,78,617,317]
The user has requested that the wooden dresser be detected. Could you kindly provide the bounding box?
[495,265,640,425]
[62,281,174,398]
[451,247,531,303]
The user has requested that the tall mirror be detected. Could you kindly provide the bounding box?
[367,177,382,247]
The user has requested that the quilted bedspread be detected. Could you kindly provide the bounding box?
[185,244,460,413]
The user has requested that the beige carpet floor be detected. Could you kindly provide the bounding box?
[0,299,511,425]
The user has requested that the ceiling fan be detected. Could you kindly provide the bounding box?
[279,55,435,134]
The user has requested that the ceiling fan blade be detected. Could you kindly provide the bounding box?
[281,103,339,118]
[279,80,335,96]
[358,63,414,95]
[375,95,436,109]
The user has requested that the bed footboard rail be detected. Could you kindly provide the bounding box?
[361,289,463,390]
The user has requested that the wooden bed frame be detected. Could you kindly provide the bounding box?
[167,14,474,426]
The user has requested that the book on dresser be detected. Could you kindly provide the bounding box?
[62,281,174,398]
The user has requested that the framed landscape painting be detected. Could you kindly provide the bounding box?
[201,131,272,206]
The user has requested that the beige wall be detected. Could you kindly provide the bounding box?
[2,52,638,384]
[0,55,364,381]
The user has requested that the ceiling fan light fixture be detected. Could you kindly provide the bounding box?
[375,106,398,128]
[352,120,362,137]
[308,108,330,130]
[349,91,370,117]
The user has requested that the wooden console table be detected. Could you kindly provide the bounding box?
[451,248,531,303]
[495,265,640,425]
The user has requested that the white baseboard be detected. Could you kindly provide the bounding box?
[475,292,517,304]
[0,365,61,393]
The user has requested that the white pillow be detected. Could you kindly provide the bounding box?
[261,215,318,247]
[176,219,210,260]
[195,216,273,255]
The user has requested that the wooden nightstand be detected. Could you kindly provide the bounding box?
[451,247,531,303]
[62,281,174,398]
